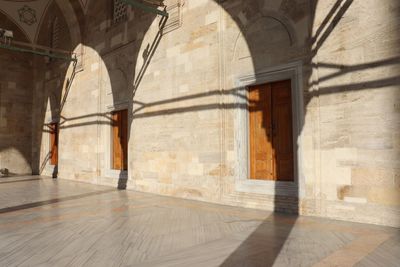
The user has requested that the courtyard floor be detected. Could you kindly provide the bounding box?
[0,176,399,266]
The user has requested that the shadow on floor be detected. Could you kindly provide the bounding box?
[118,174,128,190]
[0,189,115,214]
[0,177,42,184]
[220,195,298,266]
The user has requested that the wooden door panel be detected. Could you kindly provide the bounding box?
[249,84,273,180]
[272,80,294,181]
[277,159,293,181]
[274,105,292,153]
[50,123,58,165]
[112,110,128,171]
[248,80,294,181]
[112,112,122,170]
[121,109,128,171]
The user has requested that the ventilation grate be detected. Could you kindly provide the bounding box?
[113,0,128,25]
[163,0,183,34]
[51,17,60,49]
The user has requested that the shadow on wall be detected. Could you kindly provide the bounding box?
[28,1,77,177]
[7,0,398,264]
[72,1,306,265]
[0,12,34,175]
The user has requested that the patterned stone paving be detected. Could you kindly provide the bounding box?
[0,176,399,266]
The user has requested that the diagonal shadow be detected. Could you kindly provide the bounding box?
[0,189,115,214]
[312,0,354,54]
[6,0,396,265]
[311,56,400,85]
[133,10,168,96]
[220,190,298,266]
[0,178,42,184]
[313,76,400,96]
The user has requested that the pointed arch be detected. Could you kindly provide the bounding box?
[0,9,30,42]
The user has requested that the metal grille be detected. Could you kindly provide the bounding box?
[51,17,60,49]
[163,0,183,34]
[113,0,127,25]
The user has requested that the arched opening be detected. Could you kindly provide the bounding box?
[0,0,400,265]
[2,0,398,226]
[0,11,33,175]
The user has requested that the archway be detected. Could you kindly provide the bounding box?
[2,0,400,264]
[56,1,314,264]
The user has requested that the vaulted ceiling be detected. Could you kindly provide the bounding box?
[0,0,87,43]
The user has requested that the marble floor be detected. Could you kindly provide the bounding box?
[0,176,399,267]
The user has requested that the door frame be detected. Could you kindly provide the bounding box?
[49,122,59,166]
[111,109,128,171]
[233,61,305,198]
[104,103,129,180]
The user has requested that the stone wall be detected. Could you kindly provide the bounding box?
[306,0,400,226]
[0,14,33,175]
[31,1,75,177]
[26,0,400,227]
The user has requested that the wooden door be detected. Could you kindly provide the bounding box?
[271,80,294,181]
[249,84,274,180]
[50,123,58,165]
[112,109,128,170]
[249,80,294,181]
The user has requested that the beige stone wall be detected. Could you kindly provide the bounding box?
[32,2,75,177]
[219,0,311,214]
[0,14,33,175]
[306,0,400,226]
[0,51,33,175]
[27,0,400,227]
